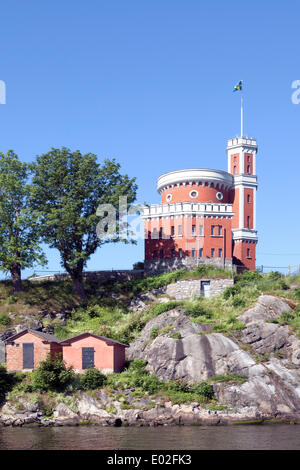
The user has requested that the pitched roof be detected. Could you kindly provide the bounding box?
[5,328,61,344]
[60,332,128,347]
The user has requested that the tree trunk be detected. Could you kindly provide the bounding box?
[11,264,22,293]
[72,274,87,300]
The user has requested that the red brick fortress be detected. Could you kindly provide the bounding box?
[143,136,258,273]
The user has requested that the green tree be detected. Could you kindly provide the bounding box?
[30,148,137,298]
[0,150,46,292]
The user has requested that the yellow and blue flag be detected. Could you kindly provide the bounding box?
[233,80,243,92]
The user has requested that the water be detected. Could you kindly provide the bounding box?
[0,424,299,450]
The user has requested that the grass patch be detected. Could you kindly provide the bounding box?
[105,360,215,405]
[169,332,182,340]
[209,374,248,384]
[268,307,300,338]
[151,301,183,316]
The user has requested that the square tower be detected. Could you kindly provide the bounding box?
[227,137,258,270]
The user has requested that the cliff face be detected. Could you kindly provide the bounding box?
[127,295,300,420]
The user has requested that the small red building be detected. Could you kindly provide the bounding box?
[60,333,128,373]
[5,329,128,373]
[5,329,62,371]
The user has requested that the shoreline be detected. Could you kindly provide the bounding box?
[1,405,300,428]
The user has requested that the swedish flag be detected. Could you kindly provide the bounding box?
[233,80,243,92]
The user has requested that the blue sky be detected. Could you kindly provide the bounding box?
[0,1,300,277]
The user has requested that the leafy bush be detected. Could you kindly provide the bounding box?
[165,380,190,393]
[231,295,246,308]
[235,270,263,286]
[223,284,241,299]
[190,381,214,400]
[0,365,16,398]
[273,279,289,291]
[184,303,212,319]
[291,288,300,301]
[7,295,19,304]
[31,354,75,392]
[0,314,11,326]
[135,374,163,394]
[267,271,283,281]
[80,368,107,390]
[128,359,148,373]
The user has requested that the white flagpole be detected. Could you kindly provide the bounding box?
[241,93,243,137]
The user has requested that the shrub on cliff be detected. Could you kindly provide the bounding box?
[184,302,212,319]
[80,368,107,390]
[190,381,214,400]
[0,365,15,398]
[223,284,241,299]
[0,314,11,326]
[31,354,75,392]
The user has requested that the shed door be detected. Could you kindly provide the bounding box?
[201,281,211,298]
[82,347,94,369]
[23,343,34,369]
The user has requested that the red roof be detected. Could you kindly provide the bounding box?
[60,332,128,347]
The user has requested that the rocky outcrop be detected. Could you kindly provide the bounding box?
[238,294,292,325]
[127,295,300,420]
[127,309,264,382]
[238,295,300,364]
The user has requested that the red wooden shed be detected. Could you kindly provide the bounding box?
[60,332,128,373]
[5,329,62,371]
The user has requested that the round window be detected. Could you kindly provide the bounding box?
[166,194,172,202]
[216,192,224,201]
[189,190,198,199]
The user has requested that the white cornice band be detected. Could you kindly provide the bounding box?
[157,169,234,194]
[232,228,258,242]
[143,202,234,219]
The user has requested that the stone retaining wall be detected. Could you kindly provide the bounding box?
[164,278,234,300]
[144,257,234,276]
[29,270,144,283]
